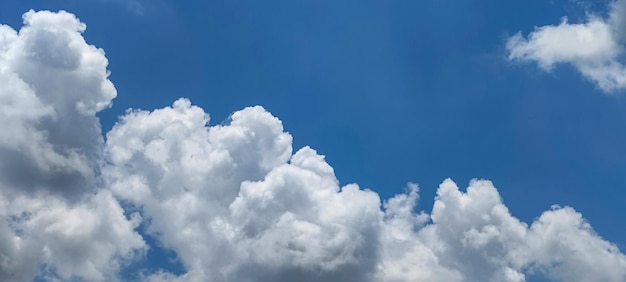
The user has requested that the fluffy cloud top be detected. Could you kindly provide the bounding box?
[0,9,625,282]
[507,0,626,92]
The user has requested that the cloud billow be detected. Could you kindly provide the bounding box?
[0,10,624,282]
[0,10,144,282]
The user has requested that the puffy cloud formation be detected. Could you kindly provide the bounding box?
[0,10,145,281]
[507,0,626,92]
[103,101,626,282]
[1,9,625,282]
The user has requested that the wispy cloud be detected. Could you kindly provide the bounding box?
[96,0,145,15]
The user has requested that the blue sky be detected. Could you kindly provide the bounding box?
[1,0,626,281]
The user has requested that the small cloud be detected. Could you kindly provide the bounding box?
[126,1,144,15]
[507,0,626,93]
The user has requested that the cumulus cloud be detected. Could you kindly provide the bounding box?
[103,97,626,282]
[0,10,144,281]
[1,9,625,282]
[103,99,382,281]
[507,0,626,92]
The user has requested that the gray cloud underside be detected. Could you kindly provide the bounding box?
[0,10,624,282]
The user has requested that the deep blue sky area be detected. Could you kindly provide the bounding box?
[1,0,625,258]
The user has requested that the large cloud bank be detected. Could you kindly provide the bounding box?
[0,10,625,282]
[507,0,626,92]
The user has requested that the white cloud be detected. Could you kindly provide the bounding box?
[0,10,116,198]
[418,180,626,282]
[0,10,144,281]
[103,100,381,281]
[1,9,625,282]
[104,97,626,282]
[4,191,145,281]
[507,0,626,92]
